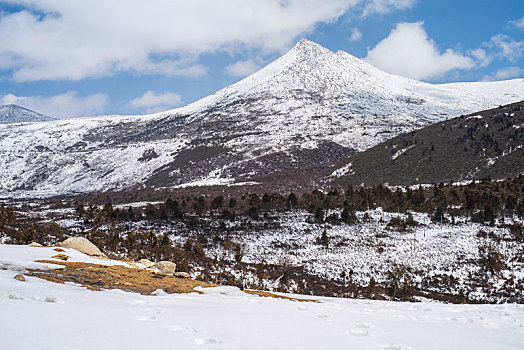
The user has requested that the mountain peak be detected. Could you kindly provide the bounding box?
[0,104,53,124]
[294,38,325,49]
[291,38,334,56]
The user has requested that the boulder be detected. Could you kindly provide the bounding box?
[53,247,65,252]
[58,237,107,258]
[138,259,156,268]
[156,261,176,275]
[174,272,191,279]
[29,242,43,247]
[14,274,25,281]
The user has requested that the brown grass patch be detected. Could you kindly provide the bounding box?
[51,254,69,261]
[30,260,217,295]
[28,260,315,302]
[244,289,318,302]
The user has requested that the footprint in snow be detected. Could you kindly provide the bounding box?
[353,323,372,329]
[194,337,222,345]
[134,315,157,321]
[170,325,198,333]
[381,344,412,350]
[349,329,371,337]
[8,292,24,300]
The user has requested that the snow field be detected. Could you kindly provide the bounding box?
[1,244,524,350]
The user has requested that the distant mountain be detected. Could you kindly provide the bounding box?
[328,101,524,186]
[0,104,54,124]
[0,39,523,198]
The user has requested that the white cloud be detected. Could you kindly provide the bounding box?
[0,0,361,81]
[0,91,109,118]
[225,60,262,77]
[362,0,416,17]
[129,91,182,114]
[482,66,523,82]
[509,17,524,30]
[365,22,475,80]
[349,28,363,42]
[468,48,491,67]
[487,34,524,61]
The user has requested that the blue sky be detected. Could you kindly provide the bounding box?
[0,0,522,118]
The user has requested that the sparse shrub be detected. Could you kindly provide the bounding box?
[314,207,324,223]
[508,223,523,242]
[386,264,416,301]
[387,216,407,232]
[341,207,358,224]
[234,242,245,264]
[405,213,418,227]
[221,209,235,221]
[478,242,504,275]
[247,206,259,220]
[318,228,329,248]
[287,193,298,209]
[0,204,15,232]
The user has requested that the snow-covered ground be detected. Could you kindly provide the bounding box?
[1,244,524,350]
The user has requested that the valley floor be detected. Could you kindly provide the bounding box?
[1,245,524,350]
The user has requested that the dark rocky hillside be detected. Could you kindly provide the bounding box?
[330,101,524,186]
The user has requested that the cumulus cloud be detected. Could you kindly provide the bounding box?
[365,22,475,80]
[225,60,262,77]
[482,67,523,82]
[129,91,182,114]
[362,0,416,17]
[487,34,524,61]
[468,48,492,67]
[0,0,361,81]
[0,91,109,118]
[349,28,363,42]
[509,17,524,30]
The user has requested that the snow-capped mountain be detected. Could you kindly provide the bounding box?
[0,104,53,124]
[1,39,523,197]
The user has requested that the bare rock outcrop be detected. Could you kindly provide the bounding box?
[58,237,107,258]
[156,261,176,275]
[14,274,25,281]
[174,272,191,279]
[138,259,156,268]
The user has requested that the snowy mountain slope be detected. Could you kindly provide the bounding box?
[1,244,524,350]
[0,104,54,124]
[1,39,524,197]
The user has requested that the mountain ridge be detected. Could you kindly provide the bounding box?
[0,39,523,198]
